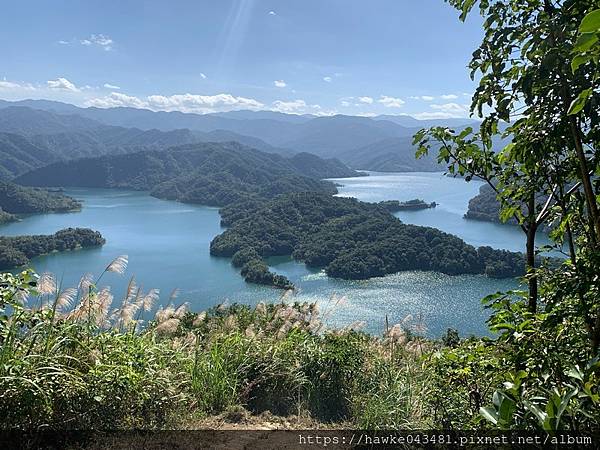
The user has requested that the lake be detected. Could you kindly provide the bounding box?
[0,172,530,337]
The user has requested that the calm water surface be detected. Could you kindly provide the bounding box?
[0,173,531,337]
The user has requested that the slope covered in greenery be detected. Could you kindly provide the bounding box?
[0,181,80,216]
[211,192,526,287]
[464,184,503,223]
[15,142,354,207]
[339,136,444,172]
[0,106,289,179]
[0,228,105,270]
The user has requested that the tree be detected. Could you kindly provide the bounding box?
[415,0,600,315]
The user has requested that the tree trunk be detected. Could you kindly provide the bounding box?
[526,224,538,313]
[568,117,600,244]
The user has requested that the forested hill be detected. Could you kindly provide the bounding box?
[0,228,105,270]
[211,192,526,288]
[465,184,503,223]
[0,107,285,179]
[0,101,477,173]
[0,181,81,223]
[15,142,357,207]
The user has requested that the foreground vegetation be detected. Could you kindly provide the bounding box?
[411,0,600,432]
[0,264,433,430]
[1,257,598,432]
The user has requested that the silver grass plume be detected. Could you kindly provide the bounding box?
[155,317,180,334]
[37,272,57,296]
[192,311,207,326]
[155,304,175,323]
[56,287,77,311]
[137,288,159,312]
[173,302,189,319]
[255,302,267,316]
[95,288,114,326]
[105,255,128,275]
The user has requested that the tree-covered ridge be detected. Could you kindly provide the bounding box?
[15,142,354,207]
[0,181,80,218]
[464,184,504,223]
[0,228,105,270]
[210,192,526,287]
[0,209,16,224]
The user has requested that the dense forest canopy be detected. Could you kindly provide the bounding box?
[211,192,527,287]
[0,228,105,270]
[0,181,80,216]
[15,142,354,207]
[464,184,504,223]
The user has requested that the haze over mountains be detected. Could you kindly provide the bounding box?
[0,99,478,178]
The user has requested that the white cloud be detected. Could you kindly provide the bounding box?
[87,92,147,109]
[274,80,287,88]
[271,99,308,113]
[430,102,468,113]
[200,73,207,79]
[0,77,37,91]
[103,83,121,90]
[409,95,435,101]
[270,99,328,115]
[80,34,114,51]
[57,40,70,45]
[0,79,36,91]
[358,96,373,104]
[412,111,461,120]
[340,100,351,107]
[413,102,470,119]
[268,10,276,15]
[323,76,332,82]
[86,92,264,114]
[47,77,80,92]
[441,94,459,100]
[378,95,405,108]
[147,93,263,113]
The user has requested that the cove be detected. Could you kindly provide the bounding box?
[0,173,527,337]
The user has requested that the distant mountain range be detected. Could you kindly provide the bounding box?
[0,99,478,174]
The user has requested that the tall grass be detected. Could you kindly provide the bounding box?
[0,260,434,430]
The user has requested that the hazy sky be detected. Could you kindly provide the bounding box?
[0,0,483,118]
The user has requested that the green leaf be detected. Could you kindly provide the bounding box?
[460,0,475,21]
[567,88,592,115]
[579,9,600,34]
[458,126,473,139]
[480,406,498,424]
[572,54,592,73]
[524,401,547,424]
[573,32,599,53]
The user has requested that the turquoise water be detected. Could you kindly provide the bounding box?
[331,171,552,252]
[0,172,528,337]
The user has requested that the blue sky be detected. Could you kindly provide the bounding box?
[0,0,483,118]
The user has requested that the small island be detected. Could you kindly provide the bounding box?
[0,228,105,270]
[211,192,526,288]
[378,199,437,212]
